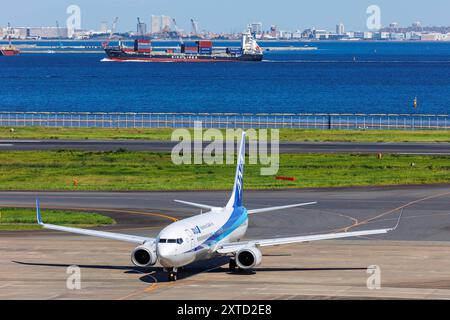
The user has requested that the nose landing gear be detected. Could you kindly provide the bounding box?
[168,267,178,282]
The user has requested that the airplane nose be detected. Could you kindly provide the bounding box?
[157,244,175,267]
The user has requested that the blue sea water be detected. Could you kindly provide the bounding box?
[1,41,450,115]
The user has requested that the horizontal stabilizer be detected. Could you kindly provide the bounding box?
[174,200,220,210]
[247,202,317,214]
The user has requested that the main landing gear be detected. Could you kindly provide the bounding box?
[229,257,237,272]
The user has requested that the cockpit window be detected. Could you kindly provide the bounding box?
[159,238,183,244]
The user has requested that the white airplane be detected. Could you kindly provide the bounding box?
[36,132,401,282]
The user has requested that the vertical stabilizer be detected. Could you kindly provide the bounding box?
[226,132,246,208]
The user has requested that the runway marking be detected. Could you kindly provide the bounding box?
[336,190,450,233]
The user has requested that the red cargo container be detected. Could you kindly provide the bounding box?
[197,40,213,48]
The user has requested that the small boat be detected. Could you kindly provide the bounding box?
[1,24,20,56]
[0,45,20,56]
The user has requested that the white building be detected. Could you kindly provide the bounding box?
[314,29,328,39]
[364,32,373,39]
[151,15,162,33]
[380,32,390,40]
[161,16,172,32]
[390,32,405,40]
[336,23,345,35]
[420,33,442,41]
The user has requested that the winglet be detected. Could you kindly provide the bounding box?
[391,208,404,231]
[36,198,43,225]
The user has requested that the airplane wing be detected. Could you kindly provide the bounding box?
[216,211,403,254]
[247,202,317,214]
[36,199,154,245]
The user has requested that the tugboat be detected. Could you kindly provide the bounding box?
[1,24,20,56]
[0,44,20,56]
[103,31,263,62]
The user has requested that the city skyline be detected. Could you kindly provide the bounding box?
[1,0,450,33]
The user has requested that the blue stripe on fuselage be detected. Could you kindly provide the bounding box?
[189,206,248,252]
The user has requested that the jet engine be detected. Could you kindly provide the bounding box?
[235,246,262,269]
[131,243,157,267]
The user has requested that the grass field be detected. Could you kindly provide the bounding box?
[1,126,450,143]
[0,207,115,231]
[0,150,448,191]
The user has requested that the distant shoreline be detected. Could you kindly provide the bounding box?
[2,39,450,44]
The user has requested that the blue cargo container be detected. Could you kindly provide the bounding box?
[227,48,242,55]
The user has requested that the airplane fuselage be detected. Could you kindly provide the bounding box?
[156,206,248,268]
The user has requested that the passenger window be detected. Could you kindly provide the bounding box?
[167,239,177,243]
[159,239,167,243]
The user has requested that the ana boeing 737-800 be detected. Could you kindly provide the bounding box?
[35,132,401,282]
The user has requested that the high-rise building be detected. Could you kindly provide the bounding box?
[250,22,263,35]
[269,25,277,38]
[100,21,108,33]
[336,22,345,35]
[161,16,172,32]
[151,15,162,33]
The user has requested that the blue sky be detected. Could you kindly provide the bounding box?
[1,0,449,32]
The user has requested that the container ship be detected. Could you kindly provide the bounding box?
[103,32,263,62]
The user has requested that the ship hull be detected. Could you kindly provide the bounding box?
[104,48,263,62]
[0,49,20,56]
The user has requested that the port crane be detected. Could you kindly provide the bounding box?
[172,18,184,45]
[137,17,146,38]
[55,21,63,48]
[190,18,199,37]
[102,17,119,48]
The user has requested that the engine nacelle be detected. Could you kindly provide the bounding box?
[236,246,262,269]
[131,243,157,267]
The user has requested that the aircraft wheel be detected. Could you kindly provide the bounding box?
[229,258,237,272]
[168,272,177,282]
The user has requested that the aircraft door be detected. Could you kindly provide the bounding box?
[185,229,195,249]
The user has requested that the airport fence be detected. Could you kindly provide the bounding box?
[0,112,449,130]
